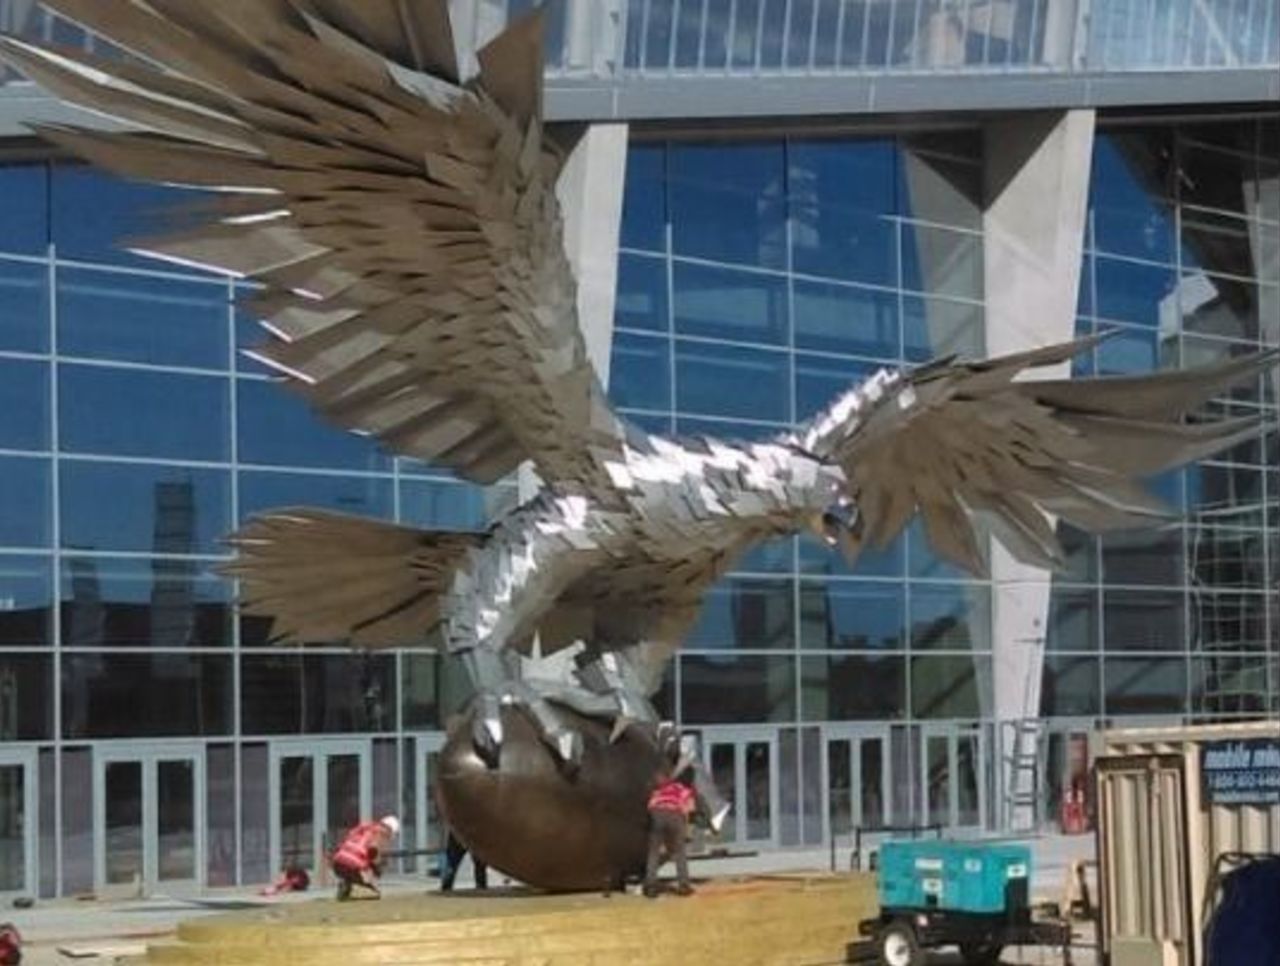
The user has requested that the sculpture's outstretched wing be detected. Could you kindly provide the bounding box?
[0,2,626,491]
[797,334,1276,574]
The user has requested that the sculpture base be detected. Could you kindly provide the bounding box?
[139,873,876,965]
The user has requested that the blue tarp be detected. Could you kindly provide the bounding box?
[1205,857,1280,965]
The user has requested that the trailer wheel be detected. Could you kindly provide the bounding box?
[877,920,923,966]
[959,939,1003,965]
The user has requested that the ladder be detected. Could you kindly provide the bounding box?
[1001,718,1046,833]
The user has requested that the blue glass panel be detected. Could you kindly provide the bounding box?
[909,582,992,651]
[1096,325,1167,375]
[620,410,672,435]
[59,556,232,648]
[0,555,52,647]
[681,654,796,723]
[0,456,50,548]
[794,353,879,423]
[799,579,906,649]
[399,478,492,531]
[788,139,898,216]
[687,578,794,649]
[238,470,393,522]
[60,364,229,461]
[0,257,49,352]
[615,253,668,332]
[792,204,896,286]
[58,267,228,369]
[1078,254,1093,317]
[793,280,898,358]
[60,460,231,554]
[51,167,210,271]
[234,303,275,375]
[669,143,786,270]
[798,530,906,579]
[673,261,788,345]
[902,295,983,362]
[733,537,795,574]
[908,518,988,580]
[0,164,48,256]
[621,145,665,253]
[610,331,671,412]
[0,358,49,451]
[1093,256,1177,327]
[676,340,789,422]
[801,654,907,721]
[1088,135,1176,264]
[237,378,388,471]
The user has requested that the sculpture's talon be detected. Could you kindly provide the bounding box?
[471,691,504,767]
[609,716,634,744]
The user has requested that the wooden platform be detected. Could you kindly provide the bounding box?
[132,873,877,965]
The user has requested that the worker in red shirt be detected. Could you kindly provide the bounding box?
[0,923,20,966]
[643,765,697,898]
[332,814,400,900]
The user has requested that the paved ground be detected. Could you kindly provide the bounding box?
[6,834,1098,964]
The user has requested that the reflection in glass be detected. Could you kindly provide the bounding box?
[793,280,898,359]
[673,261,788,345]
[615,254,668,332]
[0,655,52,740]
[0,764,26,891]
[901,223,982,300]
[903,294,984,362]
[0,164,49,258]
[1104,657,1188,716]
[745,741,772,841]
[278,756,314,871]
[1093,257,1177,328]
[60,365,228,461]
[911,655,992,719]
[794,353,878,423]
[801,655,907,721]
[956,733,980,827]
[207,744,236,887]
[709,743,736,844]
[239,654,395,733]
[687,579,793,650]
[675,339,790,422]
[104,761,143,885]
[61,654,231,739]
[237,379,387,472]
[682,655,795,723]
[1040,655,1101,717]
[0,457,51,549]
[926,735,948,827]
[1088,133,1176,265]
[238,470,393,524]
[157,759,196,881]
[909,583,992,651]
[620,145,665,253]
[669,144,786,270]
[398,478,491,532]
[1046,590,1099,652]
[58,268,228,369]
[860,738,886,828]
[799,581,905,650]
[1192,655,1270,716]
[1103,589,1185,651]
[59,556,232,648]
[0,359,49,451]
[1101,527,1185,586]
[826,739,851,839]
[610,332,672,412]
[326,755,362,858]
[60,461,230,555]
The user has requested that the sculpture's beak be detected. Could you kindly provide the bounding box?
[811,497,864,563]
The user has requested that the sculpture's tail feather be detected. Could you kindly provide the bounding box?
[222,509,482,648]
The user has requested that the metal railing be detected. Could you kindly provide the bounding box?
[1,0,1275,86]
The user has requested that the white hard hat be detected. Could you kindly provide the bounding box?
[380,815,401,836]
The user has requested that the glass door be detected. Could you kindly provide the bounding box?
[413,733,447,863]
[94,745,204,895]
[696,727,779,848]
[822,726,891,846]
[0,749,36,898]
[919,723,988,832]
[269,740,370,877]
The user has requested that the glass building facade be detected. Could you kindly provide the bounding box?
[0,110,1276,896]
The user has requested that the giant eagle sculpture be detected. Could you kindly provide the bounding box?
[3,0,1273,891]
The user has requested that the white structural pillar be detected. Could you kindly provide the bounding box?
[982,110,1095,828]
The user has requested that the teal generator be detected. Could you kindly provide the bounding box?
[877,840,1032,915]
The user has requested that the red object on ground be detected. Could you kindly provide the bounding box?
[0,922,22,966]
[1061,788,1088,834]
[259,866,310,896]
[648,779,696,815]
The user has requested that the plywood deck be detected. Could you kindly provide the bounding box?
[133,873,877,965]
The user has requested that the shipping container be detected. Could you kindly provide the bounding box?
[1093,720,1280,966]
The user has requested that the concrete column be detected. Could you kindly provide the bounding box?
[982,109,1095,829]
